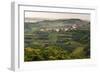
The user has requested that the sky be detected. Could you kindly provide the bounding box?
[25,11,90,21]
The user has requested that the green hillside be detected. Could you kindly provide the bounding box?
[24,19,90,61]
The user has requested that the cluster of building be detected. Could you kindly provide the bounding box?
[39,24,79,32]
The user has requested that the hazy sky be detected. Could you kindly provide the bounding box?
[25,11,90,21]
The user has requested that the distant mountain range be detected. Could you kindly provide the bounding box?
[24,18,90,33]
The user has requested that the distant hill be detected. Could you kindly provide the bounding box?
[24,19,90,33]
